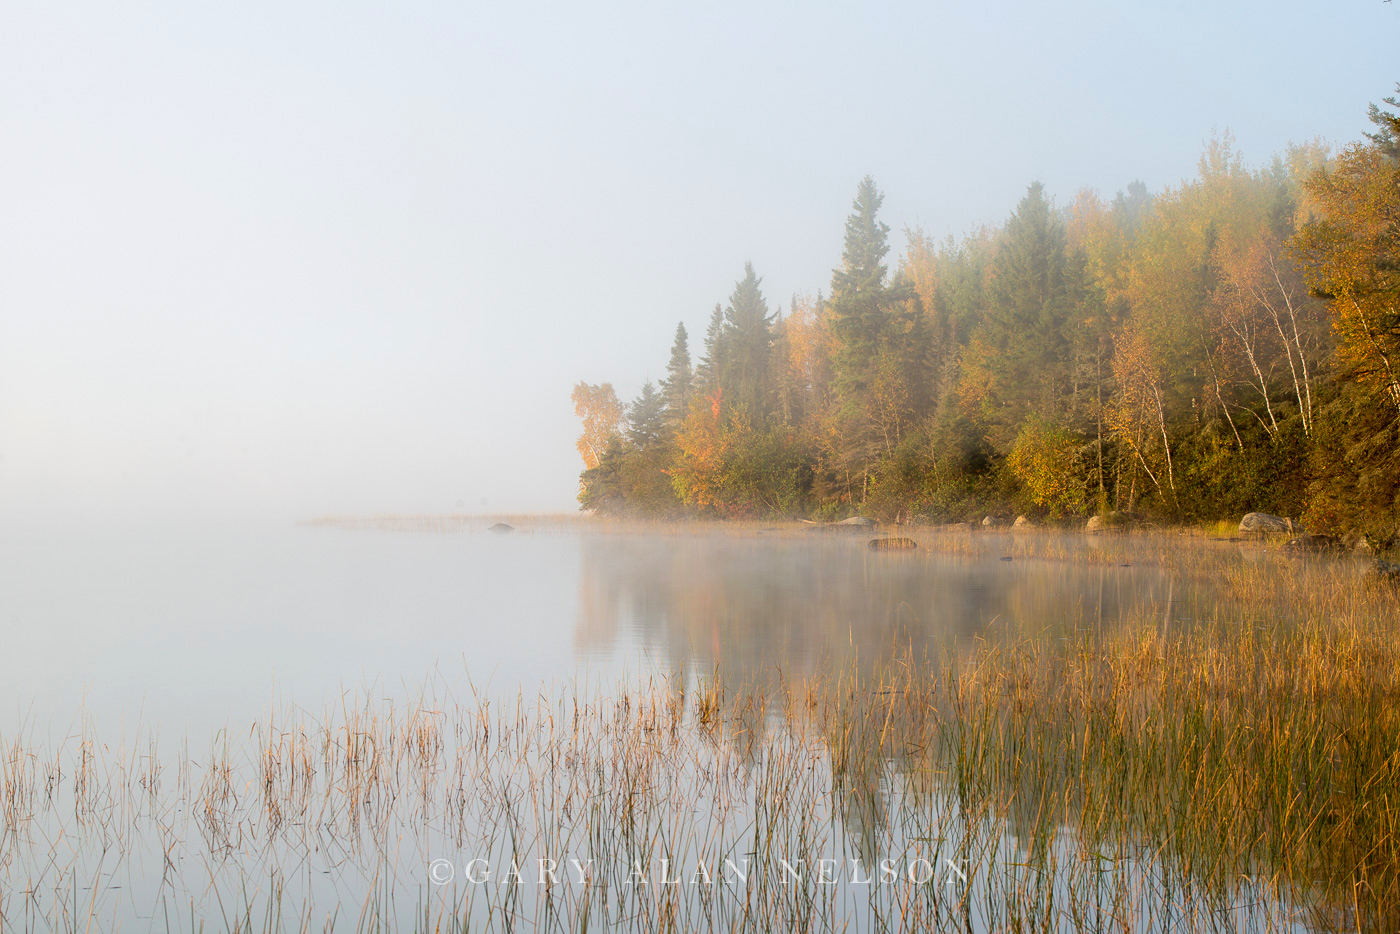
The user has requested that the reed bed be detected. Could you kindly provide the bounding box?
[5,612,1398,931]
[4,527,1397,932]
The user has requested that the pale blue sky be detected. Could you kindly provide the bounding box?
[1,1,1396,521]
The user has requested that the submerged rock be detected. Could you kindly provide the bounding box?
[1282,533,1340,555]
[868,537,919,552]
[1366,559,1400,586]
[488,522,514,533]
[1239,512,1298,534]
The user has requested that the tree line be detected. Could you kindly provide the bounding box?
[572,87,1400,534]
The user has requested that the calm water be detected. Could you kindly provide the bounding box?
[4,520,1191,738]
[0,520,1309,932]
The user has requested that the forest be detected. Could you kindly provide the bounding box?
[572,88,1400,534]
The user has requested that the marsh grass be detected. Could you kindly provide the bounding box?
[4,526,1398,932]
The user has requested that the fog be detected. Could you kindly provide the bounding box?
[1,0,1396,525]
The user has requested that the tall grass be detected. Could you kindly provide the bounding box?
[3,528,1396,932]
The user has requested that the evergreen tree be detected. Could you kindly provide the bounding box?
[627,380,668,450]
[719,262,774,417]
[978,182,1072,442]
[833,176,891,297]
[829,176,893,395]
[661,322,693,428]
[1364,82,1400,162]
[695,304,727,394]
[825,176,926,494]
[1111,180,1152,233]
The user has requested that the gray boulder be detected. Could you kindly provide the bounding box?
[835,516,876,528]
[1012,515,1035,529]
[1239,512,1298,534]
[488,522,514,533]
[981,516,1003,528]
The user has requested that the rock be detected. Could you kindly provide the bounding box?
[981,516,1001,528]
[1012,515,1034,529]
[1087,511,1137,532]
[1282,533,1340,554]
[1239,512,1298,534]
[1342,531,1375,556]
[488,522,514,533]
[1366,559,1400,585]
[835,516,876,528]
[868,537,919,552]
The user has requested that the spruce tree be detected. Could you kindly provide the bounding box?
[719,262,774,417]
[661,322,693,428]
[824,176,927,489]
[980,181,1071,441]
[829,176,893,393]
[695,304,726,394]
[833,176,890,298]
[627,381,668,450]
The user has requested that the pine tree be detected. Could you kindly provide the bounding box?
[661,322,693,429]
[1364,82,1400,162]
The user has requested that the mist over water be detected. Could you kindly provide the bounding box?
[5,520,1210,740]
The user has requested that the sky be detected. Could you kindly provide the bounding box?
[1,0,1397,523]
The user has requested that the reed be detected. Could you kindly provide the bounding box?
[2,529,1396,932]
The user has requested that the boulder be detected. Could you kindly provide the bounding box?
[1342,531,1376,556]
[868,537,919,552]
[981,516,1003,528]
[488,522,514,533]
[1087,510,1139,532]
[1282,533,1341,555]
[835,516,876,528]
[1012,515,1035,529]
[1239,512,1298,534]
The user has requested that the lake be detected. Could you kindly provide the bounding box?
[0,518,1381,931]
[5,518,1206,736]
